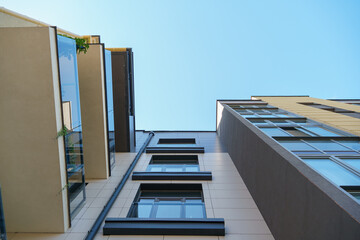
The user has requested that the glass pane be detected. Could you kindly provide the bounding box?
[260,128,290,136]
[338,141,360,151]
[270,120,287,123]
[186,199,203,203]
[139,199,155,203]
[282,128,313,137]
[185,205,205,218]
[57,35,85,219]
[341,159,360,172]
[257,114,277,118]
[155,204,181,218]
[141,191,202,198]
[136,204,153,218]
[147,166,163,172]
[278,141,317,151]
[292,151,323,155]
[303,159,360,186]
[324,151,359,155]
[165,166,183,172]
[348,191,360,202]
[307,141,350,151]
[304,127,341,137]
[104,50,115,168]
[185,166,200,172]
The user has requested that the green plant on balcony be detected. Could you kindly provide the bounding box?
[56,126,69,139]
[59,34,89,54]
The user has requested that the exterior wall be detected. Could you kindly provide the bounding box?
[111,50,136,152]
[112,132,274,239]
[0,27,69,232]
[216,102,360,240]
[253,96,360,136]
[0,7,80,37]
[77,44,109,179]
[0,11,40,27]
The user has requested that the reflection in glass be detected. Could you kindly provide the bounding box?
[338,141,360,151]
[128,190,206,219]
[278,140,317,151]
[147,164,200,172]
[307,141,350,151]
[156,204,182,218]
[341,158,360,172]
[304,126,340,137]
[104,50,115,169]
[260,128,290,137]
[303,159,360,186]
[185,205,205,218]
[57,35,85,219]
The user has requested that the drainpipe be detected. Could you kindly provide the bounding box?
[84,132,155,240]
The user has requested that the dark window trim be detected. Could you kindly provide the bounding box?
[103,218,225,236]
[146,147,205,153]
[132,171,212,180]
[158,138,196,144]
[273,136,360,141]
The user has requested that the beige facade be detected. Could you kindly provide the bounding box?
[77,44,109,179]
[0,27,69,232]
[252,96,360,136]
[0,7,79,37]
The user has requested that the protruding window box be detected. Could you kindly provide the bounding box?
[132,171,212,180]
[103,218,225,236]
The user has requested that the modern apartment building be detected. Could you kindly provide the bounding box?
[1,7,360,240]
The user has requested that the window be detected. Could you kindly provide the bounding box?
[103,184,225,236]
[307,140,351,151]
[260,127,290,137]
[302,158,360,186]
[147,155,200,172]
[278,140,318,151]
[299,102,360,119]
[302,126,340,137]
[128,184,206,219]
[341,186,360,202]
[132,155,211,180]
[146,138,204,153]
[338,141,360,151]
[281,127,313,137]
[339,158,360,172]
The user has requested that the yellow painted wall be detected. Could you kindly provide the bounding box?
[0,27,69,232]
[77,45,109,179]
[252,96,360,136]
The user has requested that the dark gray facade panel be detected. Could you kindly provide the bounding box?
[111,51,135,152]
[103,218,225,236]
[132,171,212,180]
[217,105,360,240]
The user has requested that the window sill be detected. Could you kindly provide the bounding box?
[132,171,212,180]
[103,218,225,236]
[146,147,205,153]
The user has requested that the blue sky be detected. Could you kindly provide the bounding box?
[2,0,360,130]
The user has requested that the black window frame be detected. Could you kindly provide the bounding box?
[132,155,212,180]
[103,184,225,236]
